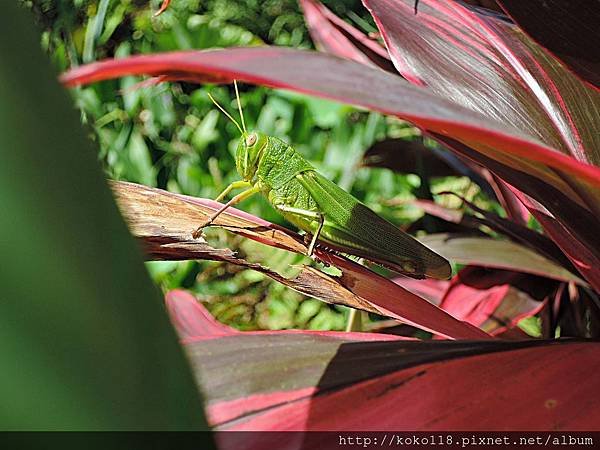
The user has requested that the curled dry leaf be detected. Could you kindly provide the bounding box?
[111,181,489,339]
[112,181,376,314]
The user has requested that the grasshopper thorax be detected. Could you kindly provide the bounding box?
[236,131,268,181]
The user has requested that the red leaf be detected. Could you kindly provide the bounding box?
[483,172,530,225]
[439,268,543,333]
[438,135,600,290]
[167,297,597,431]
[185,331,600,430]
[440,281,510,326]
[299,0,395,72]
[60,48,600,192]
[165,289,408,343]
[165,290,239,342]
[496,0,600,91]
[393,277,449,305]
[439,192,575,271]
[521,199,600,293]
[363,0,600,240]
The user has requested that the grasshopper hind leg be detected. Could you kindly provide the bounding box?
[307,212,325,257]
[274,204,324,258]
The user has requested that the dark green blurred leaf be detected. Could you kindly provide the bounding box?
[0,3,209,431]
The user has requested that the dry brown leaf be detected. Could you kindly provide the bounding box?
[111,181,490,339]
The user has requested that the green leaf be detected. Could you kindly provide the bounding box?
[0,4,210,432]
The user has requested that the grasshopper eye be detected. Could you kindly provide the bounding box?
[245,133,257,147]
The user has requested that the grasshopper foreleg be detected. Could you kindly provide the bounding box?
[192,184,259,239]
[274,205,324,257]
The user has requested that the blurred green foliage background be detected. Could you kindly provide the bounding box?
[24,0,484,331]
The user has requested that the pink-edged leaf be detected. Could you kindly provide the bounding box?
[165,290,239,341]
[364,0,600,237]
[184,331,600,430]
[519,195,600,293]
[299,0,395,72]
[420,233,587,285]
[483,171,530,225]
[364,0,600,167]
[496,0,600,91]
[439,135,600,290]
[60,47,600,193]
[165,289,405,343]
[115,181,488,339]
[437,192,575,271]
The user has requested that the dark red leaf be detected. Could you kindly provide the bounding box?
[436,135,600,291]
[521,199,600,293]
[185,331,600,430]
[364,0,600,233]
[362,138,462,177]
[456,266,557,302]
[496,0,600,90]
[440,192,575,271]
[166,293,600,431]
[483,172,529,225]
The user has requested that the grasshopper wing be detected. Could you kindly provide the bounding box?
[296,171,451,280]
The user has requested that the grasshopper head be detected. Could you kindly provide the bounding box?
[236,131,268,181]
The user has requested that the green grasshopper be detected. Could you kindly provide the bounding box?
[192,82,451,280]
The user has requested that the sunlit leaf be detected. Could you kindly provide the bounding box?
[496,0,600,90]
[114,181,489,339]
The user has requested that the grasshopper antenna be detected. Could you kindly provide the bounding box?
[207,92,244,136]
[233,80,247,134]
